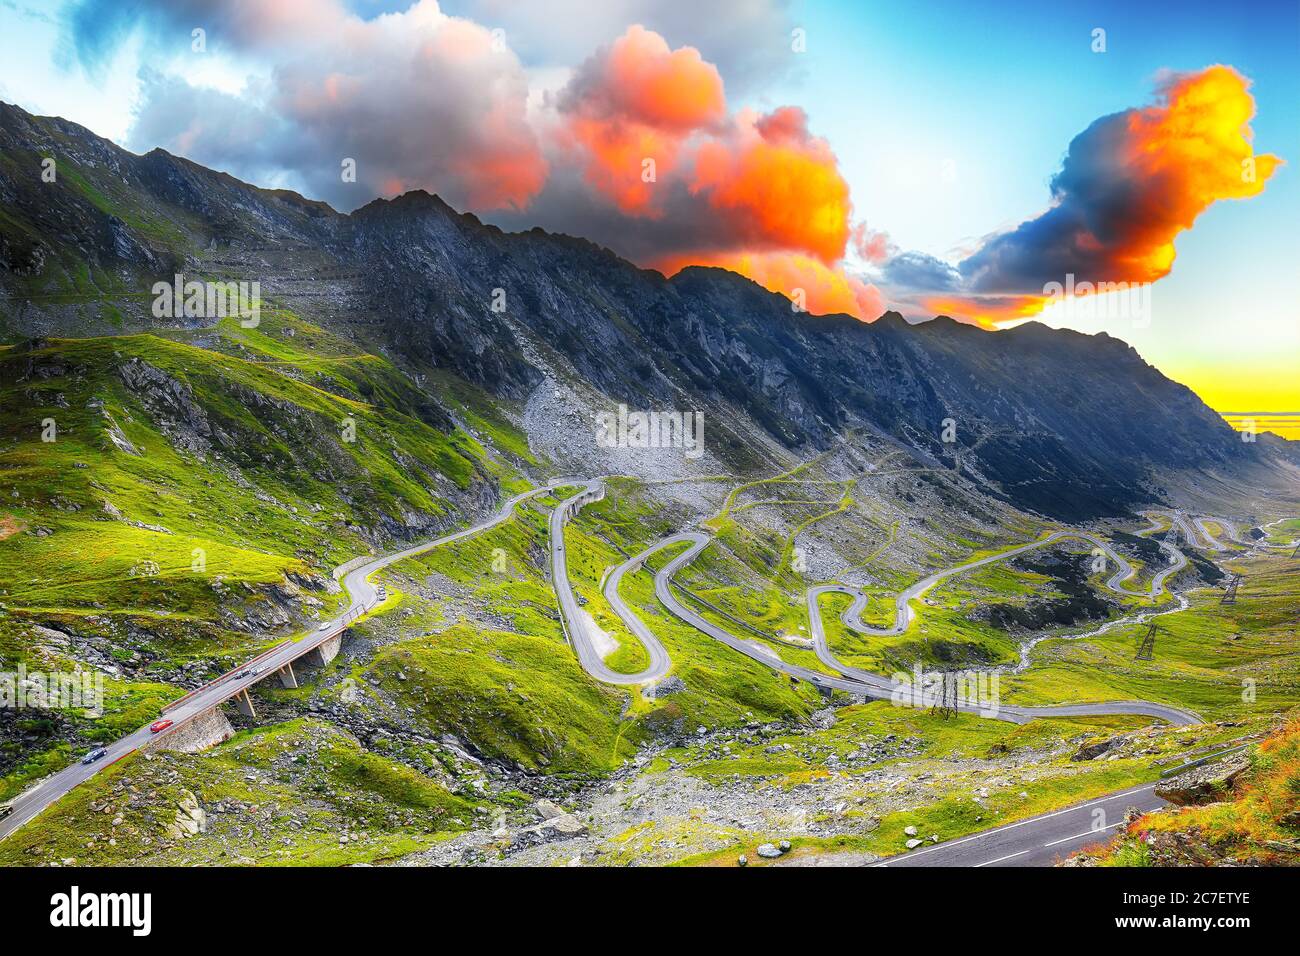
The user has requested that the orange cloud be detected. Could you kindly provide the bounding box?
[936,65,1280,326]
[557,28,870,317]
[457,93,553,211]
[1115,64,1282,280]
[690,107,852,263]
[600,24,726,129]
[851,222,892,263]
[653,103,871,316]
[559,117,685,216]
[559,24,725,214]
[657,250,885,321]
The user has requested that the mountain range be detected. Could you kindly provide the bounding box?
[1,99,1294,523]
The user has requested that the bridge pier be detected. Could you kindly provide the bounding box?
[565,486,605,520]
[278,662,298,689]
[303,633,343,668]
[233,689,257,718]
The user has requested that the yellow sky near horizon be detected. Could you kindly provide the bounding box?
[1169,360,1300,439]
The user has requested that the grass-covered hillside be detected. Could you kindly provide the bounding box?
[0,719,484,866]
[1082,715,1300,866]
[0,308,534,801]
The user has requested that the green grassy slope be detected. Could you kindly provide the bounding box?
[0,311,529,798]
[0,719,482,866]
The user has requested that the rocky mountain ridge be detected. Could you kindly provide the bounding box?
[2,99,1294,521]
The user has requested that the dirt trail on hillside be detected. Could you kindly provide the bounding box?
[0,515,27,540]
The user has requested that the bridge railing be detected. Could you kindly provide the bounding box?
[160,595,382,715]
[162,639,292,714]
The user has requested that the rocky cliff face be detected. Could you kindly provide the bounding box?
[1,100,1291,520]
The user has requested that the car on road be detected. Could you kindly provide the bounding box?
[80,747,108,765]
[149,719,173,734]
[317,622,333,631]
[248,667,261,677]
[0,803,13,820]
[236,669,252,678]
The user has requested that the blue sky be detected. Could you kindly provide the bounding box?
[768,0,1298,411]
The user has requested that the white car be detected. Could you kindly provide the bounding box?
[318,622,333,631]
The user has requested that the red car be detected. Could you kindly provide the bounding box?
[149,719,174,734]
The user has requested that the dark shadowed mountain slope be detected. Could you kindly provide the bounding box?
[1,100,1291,521]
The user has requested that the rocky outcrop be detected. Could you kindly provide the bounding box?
[1071,735,1129,761]
[648,676,686,699]
[165,789,207,840]
[117,358,220,456]
[1154,755,1250,806]
[510,813,588,850]
[534,799,566,820]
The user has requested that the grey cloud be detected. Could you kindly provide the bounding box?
[443,0,797,94]
[879,250,962,292]
[69,0,546,213]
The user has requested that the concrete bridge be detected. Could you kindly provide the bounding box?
[148,601,370,752]
[0,483,573,841]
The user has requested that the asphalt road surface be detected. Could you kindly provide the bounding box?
[2,473,1234,853]
[549,480,672,685]
[873,783,1167,867]
[597,539,675,683]
[0,481,571,842]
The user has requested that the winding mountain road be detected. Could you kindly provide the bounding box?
[818,528,1177,642]
[0,481,575,842]
[598,539,674,683]
[571,483,1201,726]
[5,473,1267,849]
[549,480,672,684]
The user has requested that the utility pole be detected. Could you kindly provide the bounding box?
[1221,573,1241,605]
[1135,621,1157,661]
